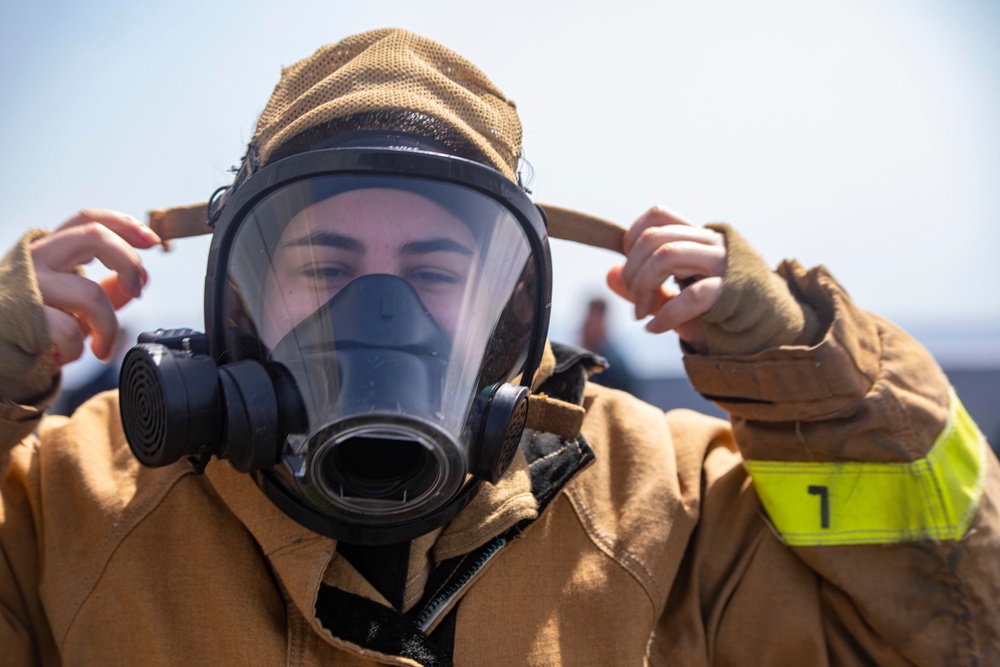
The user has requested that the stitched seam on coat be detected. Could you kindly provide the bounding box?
[565,485,662,604]
[405,560,432,587]
[527,441,572,467]
[55,464,194,646]
[288,602,305,667]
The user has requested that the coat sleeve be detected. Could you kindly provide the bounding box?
[0,229,61,460]
[0,231,62,665]
[0,229,61,445]
[680,228,1000,665]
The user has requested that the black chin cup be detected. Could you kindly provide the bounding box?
[118,329,288,473]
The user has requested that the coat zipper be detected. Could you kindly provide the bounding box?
[415,536,508,632]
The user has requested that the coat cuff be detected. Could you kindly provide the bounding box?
[0,230,60,405]
[699,224,824,356]
[684,260,882,420]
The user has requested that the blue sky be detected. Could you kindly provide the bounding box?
[2,0,998,378]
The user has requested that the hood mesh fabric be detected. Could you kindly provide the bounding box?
[251,28,522,181]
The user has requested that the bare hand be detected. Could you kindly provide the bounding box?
[29,209,161,366]
[606,206,726,351]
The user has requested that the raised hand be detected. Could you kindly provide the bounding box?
[606,206,726,351]
[29,209,161,366]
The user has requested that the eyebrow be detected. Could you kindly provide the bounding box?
[283,231,363,252]
[282,232,473,257]
[400,238,474,257]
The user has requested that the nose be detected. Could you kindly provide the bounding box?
[359,247,402,280]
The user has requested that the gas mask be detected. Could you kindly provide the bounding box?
[119,144,552,545]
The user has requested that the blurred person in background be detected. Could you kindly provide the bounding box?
[578,296,636,394]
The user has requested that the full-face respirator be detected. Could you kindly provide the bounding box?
[118,145,552,545]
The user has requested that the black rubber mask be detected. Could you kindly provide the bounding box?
[119,147,551,545]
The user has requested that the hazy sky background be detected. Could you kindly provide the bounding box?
[2,0,998,382]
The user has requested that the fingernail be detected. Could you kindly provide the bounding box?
[94,342,111,362]
[140,225,162,244]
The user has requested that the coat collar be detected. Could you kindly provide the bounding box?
[204,340,598,660]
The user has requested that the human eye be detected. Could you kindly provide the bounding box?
[302,262,355,285]
[408,267,462,286]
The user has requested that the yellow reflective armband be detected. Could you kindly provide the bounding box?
[745,390,986,546]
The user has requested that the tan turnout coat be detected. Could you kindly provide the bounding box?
[2,230,998,665]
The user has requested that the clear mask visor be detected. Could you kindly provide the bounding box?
[221,174,538,525]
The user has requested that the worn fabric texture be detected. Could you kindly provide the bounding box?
[2,221,999,664]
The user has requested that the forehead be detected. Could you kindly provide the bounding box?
[281,187,476,245]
